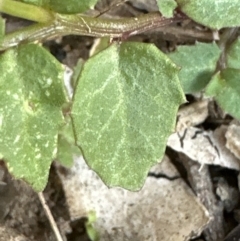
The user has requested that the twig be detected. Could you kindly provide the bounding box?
[38,192,64,241]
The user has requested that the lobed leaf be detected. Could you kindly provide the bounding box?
[168,42,221,93]
[206,38,240,120]
[205,68,240,120]
[177,0,240,29]
[157,0,177,18]
[0,44,68,191]
[71,42,185,191]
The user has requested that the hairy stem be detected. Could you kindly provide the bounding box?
[0,12,184,50]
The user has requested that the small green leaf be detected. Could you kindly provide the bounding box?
[0,44,68,191]
[57,116,81,168]
[226,38,240,69]
[205,68,240,119]
[157,0,177,17]
[168,42,221,93]
[19,0,99,13]
[71,42,185,190]
[57,135,76,168]
[85,211,99,241]
[177,0,240,29]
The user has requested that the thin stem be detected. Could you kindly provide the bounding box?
[38,192,64,241]
[0,12,185,50]
[0,0,54,23]
[58,12,178,37]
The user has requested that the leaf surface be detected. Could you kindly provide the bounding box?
[226,38,240,69]
[168,42,221,93]
[71,42,185,190]
[177,0,240,29]
[0,44,68,191]
[157,0,177,17]
[205,68,240,119]
[57,116,81,168]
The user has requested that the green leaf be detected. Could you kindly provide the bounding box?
[157,0,177,18]
[177,0,240,29]
[85,211,99,241]
[57,116,81,168]
[17,0,48,6]
[226,38,240,69]
[71,42,185,191]
[205,68,240,119]
[48,0,98,14]
[71,58,84,90]
[168,42,221,93]
[57,135,75,168]
[19,0,99,13]
[0,44,68,191]
[0,16,5,41]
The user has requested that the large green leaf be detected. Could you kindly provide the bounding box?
[168,42,221,93]
[177,0,240,29]
[0,44,68,191]
[157,0,177,17]
[18,0,99,13]
[205,68,240,119]
[71,42,185,190]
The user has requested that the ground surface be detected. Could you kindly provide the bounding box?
[1,1,240,241]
